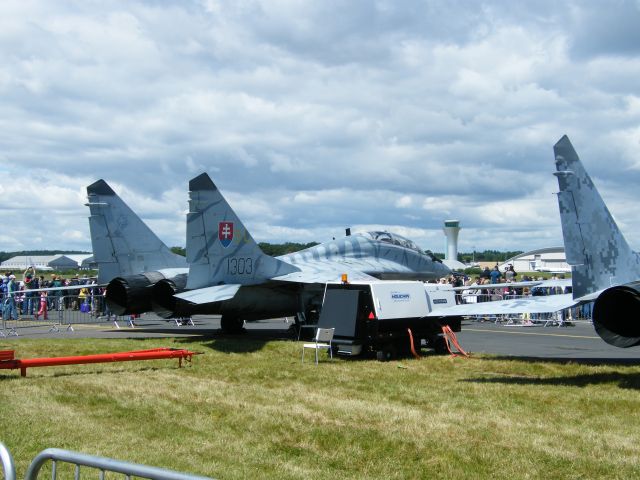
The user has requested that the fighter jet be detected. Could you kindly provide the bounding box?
[154,173,451,332]
[553,135,640,347]
[85,180,188,313]
[427,136,640,348]
[88,175,450,332]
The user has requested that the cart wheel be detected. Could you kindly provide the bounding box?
[376,344,396,362]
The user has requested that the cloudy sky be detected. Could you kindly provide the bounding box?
[2,0,640,256]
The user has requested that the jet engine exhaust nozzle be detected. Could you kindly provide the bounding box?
[592,285,640,348]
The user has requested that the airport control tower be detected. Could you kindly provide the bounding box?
[443,220,461,261]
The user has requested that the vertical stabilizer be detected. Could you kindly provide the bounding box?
[86,180,187,283]
[185,173,298,290]
[553,136,640,297]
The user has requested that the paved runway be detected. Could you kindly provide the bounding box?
[457,320,640,363]
[2,315,639,363]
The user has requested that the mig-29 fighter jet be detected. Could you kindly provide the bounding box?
[88,175,451,333]
[160,173,452,332]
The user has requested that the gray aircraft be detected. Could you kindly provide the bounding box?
[155,173,451,331]
[86,180,188,314]
[88,175,451,332]
[554,135,640,347]
[426,136,640,348]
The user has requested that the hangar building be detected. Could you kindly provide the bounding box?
[498,247,569,273]
[0,254,93,272]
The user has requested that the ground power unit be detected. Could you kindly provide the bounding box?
[317,281,461,360]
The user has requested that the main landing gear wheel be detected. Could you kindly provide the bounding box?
[220,316,245,334]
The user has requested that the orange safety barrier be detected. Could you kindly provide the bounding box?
[0,348,201,377]
[441,325,470,358]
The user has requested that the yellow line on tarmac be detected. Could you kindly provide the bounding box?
[463,327,599,340]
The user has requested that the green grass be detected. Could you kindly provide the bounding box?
[1,337,639,479]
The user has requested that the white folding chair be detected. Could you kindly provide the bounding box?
[301,327,334,365]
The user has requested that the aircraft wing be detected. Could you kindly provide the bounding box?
[174,264,377,306]
[426,293,578,316]
[174,284,242,304]
[271,253,445,284]
[271,264,378,284]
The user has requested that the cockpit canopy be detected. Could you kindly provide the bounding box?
[361,231,442,263]
[363,231,422,253]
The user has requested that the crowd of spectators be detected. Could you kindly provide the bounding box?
[431,264,575,304]
[1,266,109,321]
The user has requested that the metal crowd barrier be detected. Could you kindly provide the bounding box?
[1,442,16,480]
[458,292,593,326]
[1,294,130,337]
[1,442,214,480]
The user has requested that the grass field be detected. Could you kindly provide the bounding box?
[1,336,639,479]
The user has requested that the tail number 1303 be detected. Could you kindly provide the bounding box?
[226,257,253,275]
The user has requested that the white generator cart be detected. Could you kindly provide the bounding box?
[317,281,461,360]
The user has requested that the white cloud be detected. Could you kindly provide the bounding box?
[2,0,640,255]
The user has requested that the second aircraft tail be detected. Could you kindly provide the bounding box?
[86,180,187,283]
[553,135,640,298]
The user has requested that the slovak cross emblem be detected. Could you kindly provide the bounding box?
[218,221,234,248]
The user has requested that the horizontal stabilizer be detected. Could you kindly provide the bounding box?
[175,284,242,304]
[427,293,577,317]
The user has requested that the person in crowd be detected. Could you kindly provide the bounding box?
[50,275,64,311]
[1,276,9,318]
[462,277,480,304]
[480,266,491,281]
[504,264,517,282]
[35,290,48,320]
[23,266,38,316]
[489,265,502,284]
[101,286,114,320]
[68,276,80,310]
[4,274,19,320]
[78,286,90,313]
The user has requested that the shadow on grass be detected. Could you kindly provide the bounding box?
[0,364,181,381]
[464,355,640,390]
[172,326,298,354]
[478,354,640,366]
[465,371,640,390]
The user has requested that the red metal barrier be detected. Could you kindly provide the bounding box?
[0,348,201,377]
